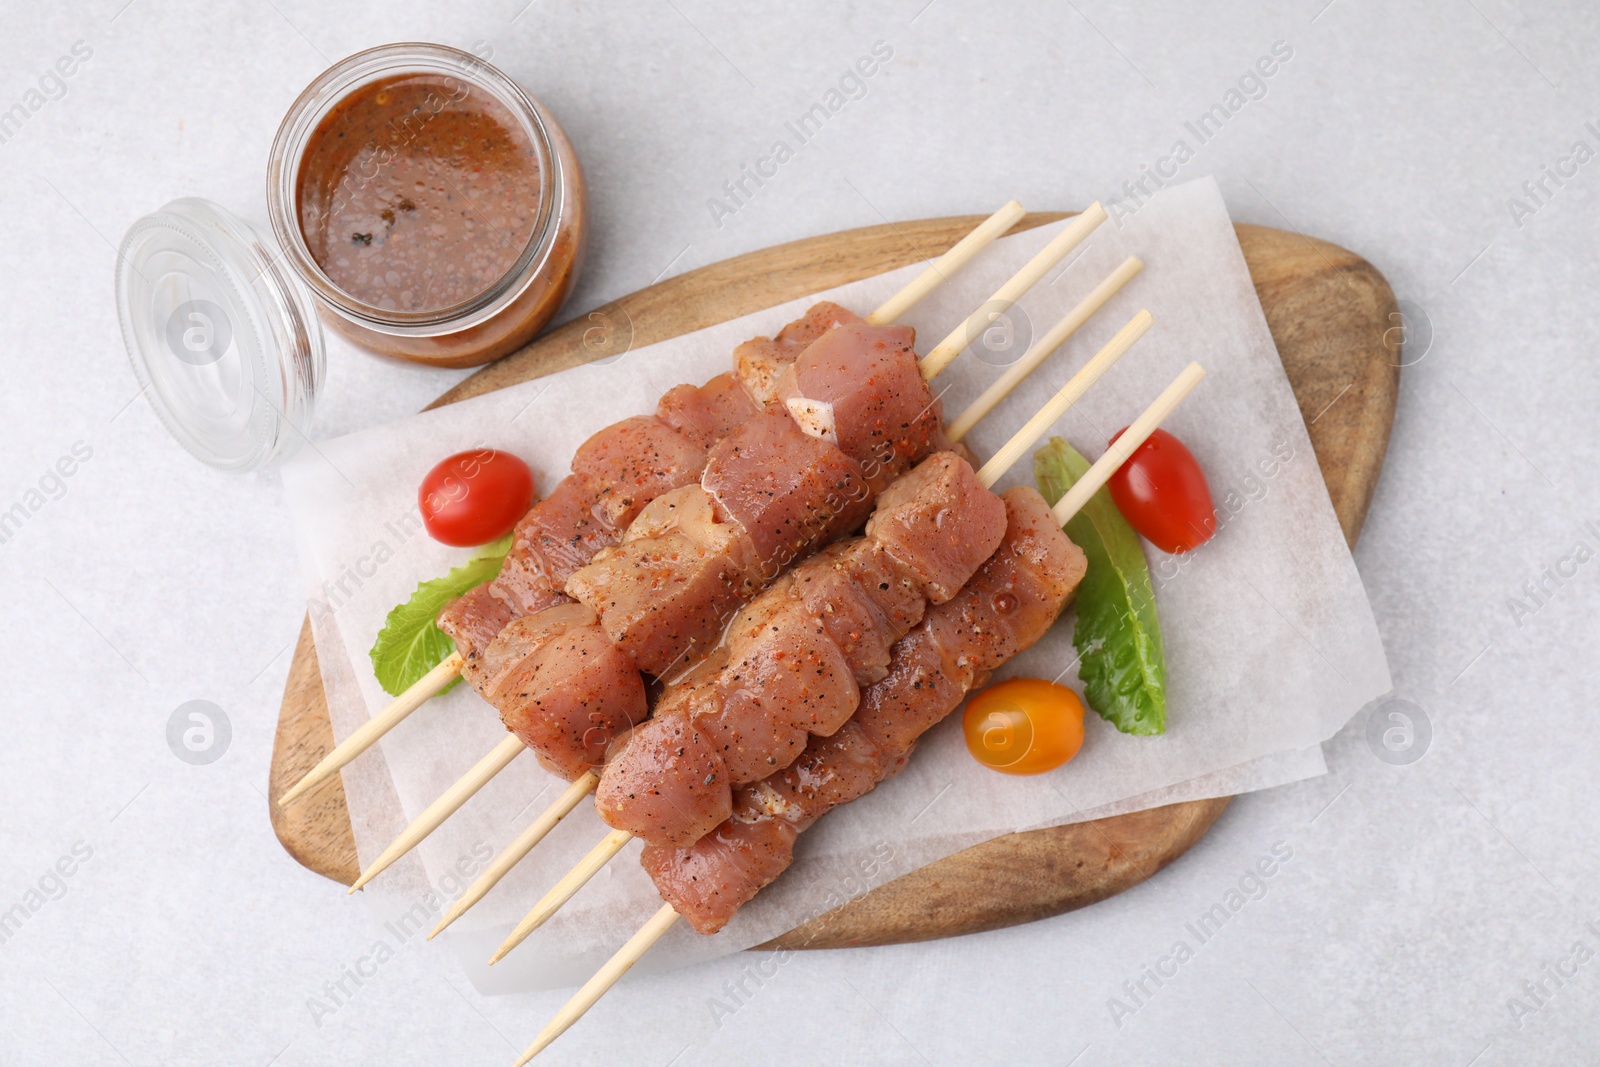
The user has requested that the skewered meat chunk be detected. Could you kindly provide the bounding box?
[733,301,863,407]
[709,596,863,775]
[572,415,711,532]
[565,485,759,679]
[487,475,605,615]
[765,719,886,816]
[435,584,515,675]
[641,486,1087,933]
[787,541,923,686]
[701,409,875,573]
[484,604,649,780]
[639,793,800,930]
[774,321,942,492]
[656,372,760,450]
[596,452,1008,846]
[778,301,868,354]
[866,450,1007,603]
[595,708,732,844]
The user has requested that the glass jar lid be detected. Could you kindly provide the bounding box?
[115,198,325,471]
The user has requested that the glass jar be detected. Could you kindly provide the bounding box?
[116,198,326,471]
[266,42,586,368]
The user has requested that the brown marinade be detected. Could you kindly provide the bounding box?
[296,73,543,314]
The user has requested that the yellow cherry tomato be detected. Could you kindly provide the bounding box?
[962,678,1085,775]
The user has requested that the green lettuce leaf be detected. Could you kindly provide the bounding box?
[369,534,513,697]
[1034,438,1166,735]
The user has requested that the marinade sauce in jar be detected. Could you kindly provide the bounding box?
[268,44,585,367]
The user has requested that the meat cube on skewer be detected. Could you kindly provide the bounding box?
[655,372,762,450]
[775,320,943,492]
[483,605,649,780]
[734,301,863,407]
[564,485,759,683]
[788,541,923,687]
[572,415,712,532]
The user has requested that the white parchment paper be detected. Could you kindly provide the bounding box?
[279,178,1390,992]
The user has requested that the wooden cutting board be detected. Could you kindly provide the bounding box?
[269,212,1400,949]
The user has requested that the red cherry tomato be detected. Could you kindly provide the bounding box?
[962,678,1085,776]
[1106,427,1217,554]
[418,448,536,547]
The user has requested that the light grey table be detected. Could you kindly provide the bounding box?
[2,2,1595,1064]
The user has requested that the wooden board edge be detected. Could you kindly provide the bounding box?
[268,618,361,886]
[759,796,1234,951]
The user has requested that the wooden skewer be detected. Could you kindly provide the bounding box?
[490,321,1155,960]
[348,735,525,893]
[489,829,635,963]
[276,204,1031,813]
[865,200,1025,325]
[918,202,1108,380]
[276,651,464,808]
[428,770,600,939]
[947,256,1144,442]
[512,904,681,1066]
[513,360,1207,1061]
[974,310,1153,486]
[1051,361,1206,526]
